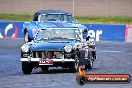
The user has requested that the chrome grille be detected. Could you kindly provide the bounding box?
[32,51,63,59]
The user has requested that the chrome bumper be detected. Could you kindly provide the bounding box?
[20,58,75,62]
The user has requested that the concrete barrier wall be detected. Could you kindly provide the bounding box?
[0,21,131,42]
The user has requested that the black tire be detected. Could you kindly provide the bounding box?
[41,66,49,71]
[68,53,79,72]
[69,50,85,72]
[24,31,31,43]
[22,62,32,74]
[69,63,76,72]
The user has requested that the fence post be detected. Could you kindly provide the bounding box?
[10,0,12,14]
[72,0,75,17]
[105,0,108,19]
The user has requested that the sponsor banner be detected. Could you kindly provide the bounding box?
[0,21,24,38]
[0,21,127,42]
[125,25,132,42]
[83,24,126,42]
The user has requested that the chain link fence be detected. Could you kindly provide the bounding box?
[0,0,132,17]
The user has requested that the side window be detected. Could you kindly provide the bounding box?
[67,15,74,22]
[39,15,47,22]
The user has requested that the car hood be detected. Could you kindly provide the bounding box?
[30,40,75,51]
[32,21,87,29]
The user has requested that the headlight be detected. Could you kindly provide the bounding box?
[64,45,72,53]
[21,44,30,52]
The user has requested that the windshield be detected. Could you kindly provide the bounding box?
[36,29,76,41]
[40,14,74,22]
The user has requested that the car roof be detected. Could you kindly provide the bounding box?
[35,9,72,15]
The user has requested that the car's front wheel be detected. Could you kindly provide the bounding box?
[69,58,79,72]
[22,62,32,74]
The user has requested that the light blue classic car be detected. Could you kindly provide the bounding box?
[23,10,87,43]
[20,28,96,74]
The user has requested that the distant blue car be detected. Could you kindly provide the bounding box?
[20,28,96,74]
[23,9,87,43]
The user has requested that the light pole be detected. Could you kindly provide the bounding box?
[41,0,43,9]
[10,0,12,14]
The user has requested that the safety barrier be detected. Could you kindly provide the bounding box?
[0,21,131,42]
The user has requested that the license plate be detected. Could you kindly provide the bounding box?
[39,60,53,65]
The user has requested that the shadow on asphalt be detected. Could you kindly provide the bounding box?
[32,68,96,75]
[32,68,74,74]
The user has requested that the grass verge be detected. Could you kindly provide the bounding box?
[0,14,132,24]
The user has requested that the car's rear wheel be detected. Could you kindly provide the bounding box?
[69,54,79,72]
[22,62,32,74]
[24,31,31,43]
[41,66,49,71]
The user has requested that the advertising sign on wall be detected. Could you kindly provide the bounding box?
[0,21,24,38]
[0,21,128,42]
[83,24,126,42]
